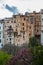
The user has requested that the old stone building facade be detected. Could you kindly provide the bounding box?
[3,11,41,46]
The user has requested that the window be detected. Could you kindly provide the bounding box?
[7,21,9,23]
[7,39,8,40]
[26,19,28,21]
[1,22,2,24]
[41,30,43,33]
[30,16,34,24]
[42,19,43,20]
[9,25,12,29]
[1,44,3,47]
[23,27,24,30]
[23,35,25,40]
[9,38,12,44]
[18,39,20,42]
[0,36,1,38]
[0,32,1,34]
[13,15,16,18]
[23,35,25,38]
[10,42,11,44]
[23,31,25,35]
[37,30,39,32]
[24,18,25,21]
[23,32,25,40]
[5,26,6,27]
[16,28,17,31]
[23,23,24,26]
[29,26,31,29]
[0,39,1,43]
[0,27,1,29]
[29,33,31,36]
[16,25,18,28]
[11,21,13,23]
[10,38,11,40]
[14,21,16,23]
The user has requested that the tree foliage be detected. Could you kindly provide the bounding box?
[0,51,11,65]
[6,48,32,65]
[29,36,38,47]
[31,46,43,65]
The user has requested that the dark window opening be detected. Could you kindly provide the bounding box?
[10,42,11,44]
[7,39,8,40]
[0,32,1,34]
[29,26,31,29]
[23,23,24,26]
[16,28,17,31]
[7,21,9,23]
[23,27,24,30]
[0,27,1,29]
[30,16,34,24]
[41,30,43,33]
[13,15,16,18]
[0,39,1,43]
[23,32,25,35]
[10,38,11,40]
[23,35,25,40]
[24,18,25,21]
[37,30,39,32]
[26,19,28,21]
[5,26,6,27]
[11,21,13,23]
[14,21,16,23]
[29,33,31,36]
[42,19,43,20]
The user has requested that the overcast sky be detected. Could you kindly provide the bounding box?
[0,0,43,19]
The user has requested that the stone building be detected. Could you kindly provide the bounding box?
[4,12,41,46]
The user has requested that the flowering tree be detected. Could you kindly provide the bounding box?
[6,48,32,65]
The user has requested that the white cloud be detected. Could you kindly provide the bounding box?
[0,0,43,18]
[0,8,13,19]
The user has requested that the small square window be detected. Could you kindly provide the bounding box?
[0,32,1,34]
[41,30,43,33]
[0,39,1,43]
[30,16,34,24]
[0,27,1,29]
[23,32,25,35]
[24,18,25,21]
[0,36,1,38]
[29,33,31,36]
[23,23,24,26]
[23,35,25,40]
[37,30,39,32]
[14,21,16,23]
[29,26,31,29]
[7,39,8,40]
[7,21,9,23]
[10,42,11,44]
[11,21,13,23]
[5,26,6,27]
[23,27,24,30]
[42,19,43,20]
[10,38,11,40]
[26,19,29,21]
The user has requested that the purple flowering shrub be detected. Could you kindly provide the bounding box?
[6,48,32,65]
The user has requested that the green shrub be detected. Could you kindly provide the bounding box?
[0,51,11,65]
[31,46,43,65]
